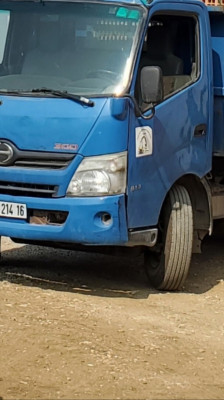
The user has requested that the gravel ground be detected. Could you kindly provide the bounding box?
[0,235,224,400]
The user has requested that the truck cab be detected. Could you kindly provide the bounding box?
[0,0,219,290]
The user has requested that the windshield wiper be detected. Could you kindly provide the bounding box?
[0,89,21,95]
[31,88,94,107]
[0,88,94,107]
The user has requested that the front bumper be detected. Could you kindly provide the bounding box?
[0,194,128,245]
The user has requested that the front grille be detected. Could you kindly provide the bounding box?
[0,181,58,198]
[13,153,74,170]
[0,140,75,169]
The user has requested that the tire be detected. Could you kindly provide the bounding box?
[145,184,193,291]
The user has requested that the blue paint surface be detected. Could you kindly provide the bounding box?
[127,0,213,228]
[0,96,107,153]
[210,12,224,155]
[0,194,128,245]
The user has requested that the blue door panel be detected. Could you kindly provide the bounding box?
[127,3,213,229]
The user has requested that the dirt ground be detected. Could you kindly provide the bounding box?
[0,234,224,400]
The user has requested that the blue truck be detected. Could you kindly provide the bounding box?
[0,0,223,290]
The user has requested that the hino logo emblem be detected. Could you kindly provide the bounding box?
[0,142,14,164]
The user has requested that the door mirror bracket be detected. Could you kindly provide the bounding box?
[122,94,155,120]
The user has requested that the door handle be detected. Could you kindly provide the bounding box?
[194,124,207,137]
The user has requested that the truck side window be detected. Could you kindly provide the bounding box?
[136,14,199,105]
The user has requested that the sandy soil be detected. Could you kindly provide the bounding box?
[0,234,224,400]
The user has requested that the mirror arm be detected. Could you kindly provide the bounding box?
[121,94,155,120]
[140,106,155,120]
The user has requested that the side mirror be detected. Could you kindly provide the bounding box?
[140,66,163,104]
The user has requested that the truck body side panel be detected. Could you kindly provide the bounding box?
[210,12,224,155]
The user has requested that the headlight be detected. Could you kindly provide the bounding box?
[66,152,127,197]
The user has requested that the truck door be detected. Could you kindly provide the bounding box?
[127,3,213,229]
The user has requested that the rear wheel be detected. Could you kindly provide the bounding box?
[145,185,193,290]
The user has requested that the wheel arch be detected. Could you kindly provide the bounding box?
[175,174,212,253]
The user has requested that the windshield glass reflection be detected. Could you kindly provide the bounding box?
[0,2,144,96]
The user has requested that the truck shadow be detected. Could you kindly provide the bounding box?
[0,235,224,297]
[185,234,224,294]
[0,242,153,299]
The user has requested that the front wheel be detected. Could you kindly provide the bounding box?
[145,185,193,291]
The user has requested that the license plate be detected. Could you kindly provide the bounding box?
[0,201,27,219]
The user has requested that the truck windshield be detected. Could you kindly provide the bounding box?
[0,1,144,96]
